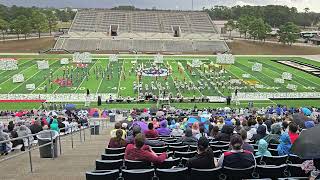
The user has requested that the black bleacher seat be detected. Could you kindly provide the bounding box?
[101,153,125,160]
[252,144,259,150]
[95,159,123,170]
[121,169,154,180]
[155,158,181,169]
[105,147,126,154]
[166,142,183,146]
[277,178,308,180]
[216,141,230,145]
[287,155,303,164]
[189,145,198,151]
[190,167,222,180]
[260,155,288,166]
[268,148,279,156]
[255,164,287,179]
[156,168,188,180]
[162,138,177,143]
[287,164,309,178]
[269,144,279,149]
[86,170,119,180]
[124,159,152,170]
[174,151,197,159]
[210,144,230,151]
[213,150,222,158]
[255,156,262,164]
[151,146,167,153]
[168,145,189,152]
[156,151,173,157]
[222,166,255,180]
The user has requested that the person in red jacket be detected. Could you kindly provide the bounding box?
[288,122,299,144]
[144,123,159,139]
[125,133,167,164]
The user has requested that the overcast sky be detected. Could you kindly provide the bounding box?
[0,0,319,12]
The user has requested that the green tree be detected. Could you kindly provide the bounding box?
[45,10,58,35]
[16,15,32,40]
[31,10,48,38]
[237,16,253,38]
[225,19,236,38]
[248,18,272,41]
[10,18,22,40]
[278,22,300,45]
[0,18,9,41]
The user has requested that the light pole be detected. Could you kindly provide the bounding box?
[192,0,194,10]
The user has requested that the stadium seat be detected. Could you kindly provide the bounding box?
[121,169,154,180]
[287,155,303,164]
[162,138,177,143]
[101,153,124,160]
[174,151,197,158]
[268,148,279,156]
[213,150,222,158]
[287,164,309,178]
[151,146,167,153]
[222,166,255,180]
[260,155,288,166]
[95,159,123,170]
[85,170,119,180]
[210,144,230,151]
[277,178,308,180]
[255,164,287,179]
[166,142,183,146]
[156,151,173,157]
[268,144,279,149]
[124,159,152,170]
[105,147,125,154]
[155,168,188,180]
[190,167,222,180]
[216,141,230,145]
[168,145,189,152]
[154,158,181,169]
[189,145,198,151]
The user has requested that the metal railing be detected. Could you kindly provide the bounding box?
[0,119,106,173]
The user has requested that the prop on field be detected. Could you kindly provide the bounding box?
[274,78,285,84]
[37,60,49,70]
[216,53,235,64]
[109,54,119,62]
[154,53,164,64]
[190,59,202,68]
[73,52,92,64]
[12,74,24,83]
[0,58,18,70]
[53,78,72,87]
[255,84,264,89]
[252,63,262,72]
[75,63,88,68]
[287,84,297,91]
[26,84,36,91]
[60,58,69,65]
[282,72,292,80]
[242,74,251,78]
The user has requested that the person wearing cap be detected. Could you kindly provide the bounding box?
[187,137,216,169]
[218,134,256,168]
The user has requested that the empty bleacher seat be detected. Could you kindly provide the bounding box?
[222,166,255,180]
[105,147,125,154]
[174,151,197,159]
[154,158,181,169]
[156,168,188,180]
[124,159,152,170]
[101,153,124,160]
[268,148,279,156]
[95,159,123,170]
[189,145,198,152]
[168,145,189,152]
[255,164,287,179]
[210,144,230,151]
[166,142,183,146]
[121,169,154,180]
[86,170,119,180]
[260,155,288,166]
[287,164,309,178]
[287,155,303,164]
[151,146,167,153]
[190,167,222,180]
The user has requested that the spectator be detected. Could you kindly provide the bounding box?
[210,126,220,139]
[251,125,267,142]
[304,120,315,129]
[288,122,299,144]
[195,126,208,140]
[170,123,184,137]
[7,121,15,132]
[282,121,289,133]
[144,123,159,139]
[17,125,33,150]
[178,128,197,146]
[125,133,167,164]
[110,122,126,139]
[240,129,254,153]
[263,123,282,144]
[108,129,127,148]
[247,119,257,140]
[255,139,271,156]
[277,133,292,156]
[157,120,171,136]
[187,137,216,169]
[192,122,200,136]
[234,120,242,134]
[0,123,12,154]
[216,125,233,142]
[126,125,142,144]
[218,134,256,168]
[50,119,60,133]
[29,121,43,140]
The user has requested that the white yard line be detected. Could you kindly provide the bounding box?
[116,60,125,97]
[75,60,98,93]
[164,60,183,97]
[96,59,109,94]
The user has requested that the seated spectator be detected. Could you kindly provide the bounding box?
[178,128,197,146]
[144,123,159,139]
[7,121,15,132]
[187,137,216,169]
[247,119,257,140]
[251,125,267,142]
[62,118,71,134]
[195,126,208,140]
[234,120,242,134]
[108,129,127,148]
[157,120,171,136]
[29,121,43,140]
[0,123,12,154]
[125,133,167,164]
[127,125,164,147]
[305,120,315,129]
[210,126,220,139]
[170,123,184,137]
[277,133,292,156]
[192,122,200,136]
[288,122,299,144]
[111,122,126,139]
[17,125,33,150]
[218,134,256,168]
[263,123,281,144]
[50,119,60,133]
[282,121,289,133]
[216,125,233,142]
[255,139,271,156]
[240,129,254,153]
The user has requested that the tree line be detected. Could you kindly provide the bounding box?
[0,5,76,40]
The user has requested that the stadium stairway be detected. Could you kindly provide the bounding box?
[0,122,114,180]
